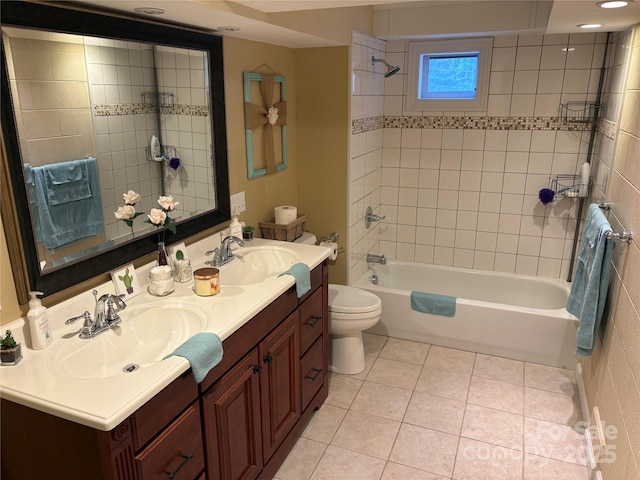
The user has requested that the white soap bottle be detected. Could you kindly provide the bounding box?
[27,291,53,349]
[229,214,242,238]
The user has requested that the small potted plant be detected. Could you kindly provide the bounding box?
[1,330,22,365]
[242,225,255,241]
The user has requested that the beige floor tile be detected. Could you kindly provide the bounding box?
[467,376,524,414]
[524,453,589,480]
[404,391,466,435]
[460,404,524,451]
[350,381,412,421]
[325,373,363,409]
[474,354,524,386]
[364,332,388,356]
[366,357,422,391]
[310,445,386,479]
[274,437,327,480]
[524,387,581,426]
[302,404,347,444]
[331,410,401,460]
[381,462,450,480]
[524,417,586,466]
[379,337,431,365]
[415,366,471,402]
[453,437,523,480]
[425,346,476,375]
[524,363,576,396]
[389,423,458,477]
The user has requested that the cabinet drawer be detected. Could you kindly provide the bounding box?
[300,337,324,410]
[135,403,204,480]
[298,287,323,356]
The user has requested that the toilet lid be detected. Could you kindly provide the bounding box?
[329,284,382,314]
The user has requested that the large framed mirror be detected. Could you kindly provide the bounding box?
[1,2,230,302]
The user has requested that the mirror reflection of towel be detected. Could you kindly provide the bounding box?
[43,160,91,205]
[30,158,104,249]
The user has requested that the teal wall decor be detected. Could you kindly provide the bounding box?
[243,72,287,178]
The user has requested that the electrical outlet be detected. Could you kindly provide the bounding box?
[230,191,246,215]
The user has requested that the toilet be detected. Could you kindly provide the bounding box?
[295,233,382,374]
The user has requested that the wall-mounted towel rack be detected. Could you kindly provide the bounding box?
[598,202,633,244]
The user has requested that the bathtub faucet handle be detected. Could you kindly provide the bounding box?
[365,206,386,229]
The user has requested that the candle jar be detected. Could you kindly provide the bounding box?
[193,268,220,296]
[148,265,174,296]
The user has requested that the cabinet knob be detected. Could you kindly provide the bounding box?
[263,355,273,364]
[253,365,263,374]
[308,316,321,327]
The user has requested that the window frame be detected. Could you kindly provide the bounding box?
[405,38,493,112]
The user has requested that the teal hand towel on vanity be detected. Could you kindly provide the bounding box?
[567,203,615,356]
[410,291,457,317]
[163,332,223,383]
[279,263,311,298]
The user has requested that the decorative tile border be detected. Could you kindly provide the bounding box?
[94,103,209,117]
[598,118,617,140]
[352,115,594,134]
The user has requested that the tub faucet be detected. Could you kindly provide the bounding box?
[366,253,387,265]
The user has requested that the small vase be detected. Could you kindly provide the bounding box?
[157,241,169,266]
[242,231,254,241]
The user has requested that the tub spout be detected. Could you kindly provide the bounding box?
[366,254,387,265]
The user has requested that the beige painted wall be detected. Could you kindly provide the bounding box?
[295,46,350,285]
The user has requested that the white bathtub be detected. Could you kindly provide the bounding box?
[355,261,578,368]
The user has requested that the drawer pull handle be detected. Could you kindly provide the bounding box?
[263,355,273,364]
[166,453,194,479]
[253,365,263,374]
[307,368,323,382]
[308,316,321,327]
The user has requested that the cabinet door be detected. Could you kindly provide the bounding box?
[258,311,300,461]
[202,349,263,480]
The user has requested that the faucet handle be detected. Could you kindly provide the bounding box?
[65,311,92,325]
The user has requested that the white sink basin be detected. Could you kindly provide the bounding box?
[219,246,298,285]
[51,301,207,379]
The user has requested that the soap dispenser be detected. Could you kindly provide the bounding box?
[229,213,242,238]
[27,291,53,349]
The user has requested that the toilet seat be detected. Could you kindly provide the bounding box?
[329,284,382,316]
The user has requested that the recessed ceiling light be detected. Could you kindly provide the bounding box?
[597,0,628,8]
[134,7,165,15]
[578,23,604,29]
[216,26,241,32]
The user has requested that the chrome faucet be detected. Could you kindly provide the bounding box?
[206,235,245,267]
[65,290,126,339]
[366,253,387,265]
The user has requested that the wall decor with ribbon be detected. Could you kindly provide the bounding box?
[243,71,287,178]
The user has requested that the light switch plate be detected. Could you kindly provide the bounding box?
[231,191,246,215]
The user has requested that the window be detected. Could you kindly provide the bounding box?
[406,38,492,112]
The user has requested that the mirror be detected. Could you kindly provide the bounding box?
[1,2,230,301]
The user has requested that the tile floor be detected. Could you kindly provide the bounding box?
[274,333,588,480]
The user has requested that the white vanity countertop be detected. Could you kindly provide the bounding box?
[0,237,331,431]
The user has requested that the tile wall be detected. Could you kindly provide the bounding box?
[581,28,640,480]
[86,40,213,242]
[348,32,611,282]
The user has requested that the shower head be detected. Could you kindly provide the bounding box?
[371,56,401,77]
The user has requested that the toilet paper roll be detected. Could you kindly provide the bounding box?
[319,241,339,261]
[274,205,297,225]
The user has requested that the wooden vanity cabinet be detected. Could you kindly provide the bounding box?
[0,261,329,480]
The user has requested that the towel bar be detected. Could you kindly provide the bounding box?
[605,230,633,244]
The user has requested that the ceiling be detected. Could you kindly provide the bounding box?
[75,0,640,47]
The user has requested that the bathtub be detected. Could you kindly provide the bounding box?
[355,261,578,368]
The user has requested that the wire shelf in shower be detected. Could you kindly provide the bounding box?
[560,101,599,124]
[145,144,177,162]
[549,174,590,199]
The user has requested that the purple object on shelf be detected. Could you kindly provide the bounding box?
[169,157,181,170]
[538,188,555,205]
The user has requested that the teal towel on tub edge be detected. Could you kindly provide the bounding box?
[410,291,456,317]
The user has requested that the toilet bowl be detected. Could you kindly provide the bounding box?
[328,284,382,374]
[294,232,382,374]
